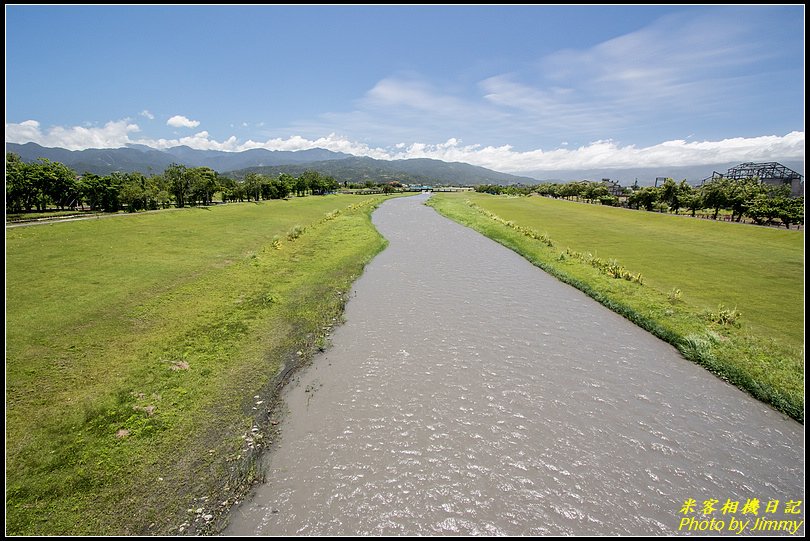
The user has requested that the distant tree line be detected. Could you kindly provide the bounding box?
[5,152,341,214]
[478,177,803,229]
[477,181,623,206]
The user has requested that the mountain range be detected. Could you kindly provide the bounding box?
[6,142,354,176]
[229,156,539,186]
[5,141,804,187]
[5,142,536,186]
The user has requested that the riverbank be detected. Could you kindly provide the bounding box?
[5,195,396,535]
[427,193,803,422]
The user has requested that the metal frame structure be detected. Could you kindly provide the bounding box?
[709,162,803,183]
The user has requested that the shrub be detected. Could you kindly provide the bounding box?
[668,288,683,304]
[706,305,742,326]
[286,224,305,241]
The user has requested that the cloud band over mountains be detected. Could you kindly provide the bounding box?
[5,118,804,174]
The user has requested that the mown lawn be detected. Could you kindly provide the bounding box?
[6,195,393,535]
[428,193,804,422]
[6,209,103,221]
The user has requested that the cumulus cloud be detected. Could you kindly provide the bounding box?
[418,132,806,173]
[140,131,240,152]
[140,109,155,120]
[230,132,804,173]
[5,118,803,173]
[5,119,140,150]
[166,115,200,128]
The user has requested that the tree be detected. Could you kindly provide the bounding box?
[189,167,218,205]
[219,176,238,203]
[101,172,124,212]
[147,174,172,209]
[266,176,291,199]
[659,178,684,214]
[119,172,148,212]
[535,183,558,197]
[559,182,583,200]
[5,152,32,213]
[777,196,804,229]
[278,173,296,198]
[294,174,310,197]
[165,164,191,208]
[27,159,56,211]
[300,170,325,195]
[35,159,79,210]
[700,178,730,220]
[628,186,659,211]
[243,172,264,201]
[681,190,704,217]
[582,182,608,203]
[599,195,619,206]
[323,175,339,193]
[475,184,502,194]
[745,190,780,226]
[79,173,104,211]
[726,177,761,222]
[505,185,532,196]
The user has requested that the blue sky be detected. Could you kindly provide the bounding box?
[5,5,805,173]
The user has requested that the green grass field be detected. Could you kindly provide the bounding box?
[6,195,393,535]
[428,193,804,422]
[6,209,104,221]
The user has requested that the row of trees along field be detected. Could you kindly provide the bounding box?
[4,153,343,214]
[476,177,804,228]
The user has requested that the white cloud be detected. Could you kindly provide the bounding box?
[364,77,474,117]
[528,10,761,120]
[301,75,508,146]
[465,9,790,145]
[140,109,155,120]
[5,118,803,174]
[140,131,240,152]
[166,115,200,128]
[5,119,140,150]
[232,131,804,174]
[479,75,620,135]
[293,9,799,153]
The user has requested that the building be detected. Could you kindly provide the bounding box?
[708,162,804,197]
[601,178,624,196]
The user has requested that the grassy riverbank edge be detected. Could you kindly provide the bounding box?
[204,196,396,536]
[426,195,803,423]
[5,195,399,535]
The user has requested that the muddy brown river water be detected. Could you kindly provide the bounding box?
[225,194,804,536]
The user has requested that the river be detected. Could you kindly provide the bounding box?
[225,194,804,536]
